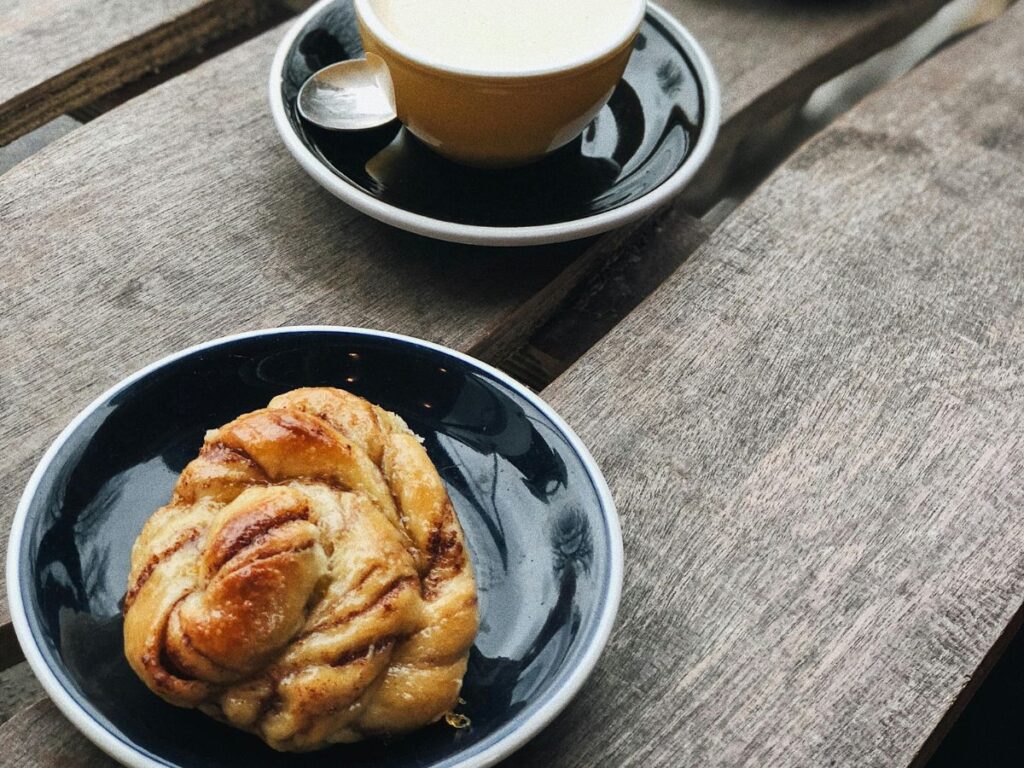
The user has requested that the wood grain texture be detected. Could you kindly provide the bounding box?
[668,0,948,140]
[0,0,286,145]
[0,0,948,149]
[508,5,1024,766]
[667,0,949,206]
[0,116,80,175]
[1,697,110,767]
[497,204,711,389]
[0,663,43,726]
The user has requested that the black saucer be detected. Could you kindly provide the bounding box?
[276,0,707,232]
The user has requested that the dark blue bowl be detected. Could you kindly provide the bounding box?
[7,327,621,768]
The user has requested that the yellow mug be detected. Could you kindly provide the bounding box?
[353,0,646,168]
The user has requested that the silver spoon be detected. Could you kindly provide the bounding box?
[297,53,397,131]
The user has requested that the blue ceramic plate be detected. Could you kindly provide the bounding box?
[7,327,622,768]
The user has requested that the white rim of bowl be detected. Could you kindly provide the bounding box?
[268,0,721,247]
[352,0,647,79]
[6,325,624,768]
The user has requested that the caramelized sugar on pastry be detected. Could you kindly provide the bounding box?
[123,388,478,751]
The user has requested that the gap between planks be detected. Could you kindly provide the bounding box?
[67,5,297,123]
[910,597,1024,767]
[0,0,301,147]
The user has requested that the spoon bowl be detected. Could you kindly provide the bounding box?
[297,53,397,131]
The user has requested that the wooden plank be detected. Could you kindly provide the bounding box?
[0,116,80,175]
[671,0,949,205]
[673,0,948,142]
[1,698,110,767]
[0,0,288,145]
[507,4,1024,766]
[0,663,43,726]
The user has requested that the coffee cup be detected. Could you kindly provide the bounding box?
[353,0,646,168]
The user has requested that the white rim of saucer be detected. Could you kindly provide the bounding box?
[6,326,624,768]
[268,0,721,246]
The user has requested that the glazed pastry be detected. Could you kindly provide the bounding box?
[123,387,478,751]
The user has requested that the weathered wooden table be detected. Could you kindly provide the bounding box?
[2,0,1022,765]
